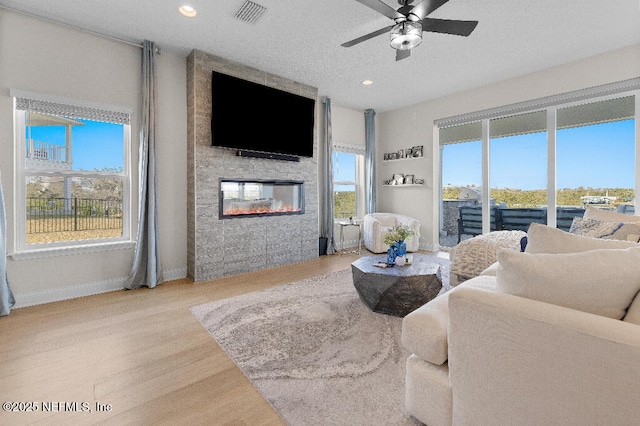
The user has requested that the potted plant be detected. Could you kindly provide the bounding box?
[382,224,416,266]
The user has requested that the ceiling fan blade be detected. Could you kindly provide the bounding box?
[354,0,404,20]
[407,0,450,20]
[341,25,395,48]
[396,49,411,61]
[422,17,478,36]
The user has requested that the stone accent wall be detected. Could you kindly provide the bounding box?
[186,50,319,282]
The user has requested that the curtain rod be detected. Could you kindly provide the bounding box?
[0,5,160,53]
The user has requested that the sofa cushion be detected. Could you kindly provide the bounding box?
[496,247,640,320]
[583,205,640,223]
[524,222,637,254]
[401,276,497,365]
[480,261,499,276]
[569,217,640,242]
[624,292,640,325]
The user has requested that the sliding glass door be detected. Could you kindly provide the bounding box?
[556,96,635,212]
[439,87,638,247]
[489,111,547,208]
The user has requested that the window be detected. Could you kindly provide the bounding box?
[489,111,548,207]
[333,146,365,220]
[13,91,131,252]
[556,96,635,211]
[439,82,638,247]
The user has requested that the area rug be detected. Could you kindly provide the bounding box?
[191,255,451,425]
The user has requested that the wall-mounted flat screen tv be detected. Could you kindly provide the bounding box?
[211,71,315,158]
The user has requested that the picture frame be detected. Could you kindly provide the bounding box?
[411,145,423,158]
[404,174,414,185]
[405,148,413,158]
[392,173,404,185]
[397,149,405,159]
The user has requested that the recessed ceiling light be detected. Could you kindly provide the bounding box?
[179,5,197,17]
[361,80,373,86]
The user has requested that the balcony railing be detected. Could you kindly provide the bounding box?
[27,197,122,234]
[26,139,67,163]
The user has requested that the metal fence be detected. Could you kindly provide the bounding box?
[27,197,123,234]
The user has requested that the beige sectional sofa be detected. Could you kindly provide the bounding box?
[402,221,640,425]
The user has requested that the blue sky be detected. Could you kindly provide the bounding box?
[31,117,634,190]
[443,119,635,190]
[333,151,356,192]
[29,119,124,171]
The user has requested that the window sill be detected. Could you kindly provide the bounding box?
[9,240,135,261]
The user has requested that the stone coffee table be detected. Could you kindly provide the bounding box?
[351,254,442,317]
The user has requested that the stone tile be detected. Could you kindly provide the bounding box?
[187,49,320,282]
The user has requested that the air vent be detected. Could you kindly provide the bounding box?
[234,1,267,24]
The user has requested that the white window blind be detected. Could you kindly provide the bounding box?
[12,90,131,125]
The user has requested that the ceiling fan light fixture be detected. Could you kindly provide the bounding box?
[179,5,197,17]
[389,21,422,50]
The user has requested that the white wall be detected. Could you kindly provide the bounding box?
[0,9,187,307]
[377,44,640,250]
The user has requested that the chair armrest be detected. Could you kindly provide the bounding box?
[363,214,385,253]
[448,287,640,425]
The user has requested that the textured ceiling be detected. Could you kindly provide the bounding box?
[1,0,639,112]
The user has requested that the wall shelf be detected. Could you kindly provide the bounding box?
[382,184,424,187]
[383,156,423,163]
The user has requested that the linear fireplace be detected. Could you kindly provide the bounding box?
[219,178,304,219]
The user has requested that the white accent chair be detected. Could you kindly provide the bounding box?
[363,213,420,253]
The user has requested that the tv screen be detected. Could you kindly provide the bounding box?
[211,71,315,158]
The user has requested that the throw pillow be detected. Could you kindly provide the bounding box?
[524,222,637,254]
[450,230,526,285]
[583,205,640,223]
[569,217,622,238]
[569,217,640,242]
[496,247,640,320]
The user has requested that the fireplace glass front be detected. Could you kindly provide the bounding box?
[219,179,304,219]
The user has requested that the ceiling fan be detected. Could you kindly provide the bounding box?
[341,0,478,61]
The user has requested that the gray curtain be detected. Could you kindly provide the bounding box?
[365,109,377,214]
[321,97,337,254]
[0,172,15,316]
[125,40,163,289]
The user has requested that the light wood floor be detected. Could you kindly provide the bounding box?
[0,252,367,426]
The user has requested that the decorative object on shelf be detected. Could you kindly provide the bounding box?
[411,145,423,158]
[383,145,424,160]
[383,174,424,186]
[382,224,415,266]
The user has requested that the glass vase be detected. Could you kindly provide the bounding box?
[387,246,397,266]
[396,240,407,257]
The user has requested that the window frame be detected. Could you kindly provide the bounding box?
[332,143,365,222]
[11,90,133,258]
[437,79,640,237]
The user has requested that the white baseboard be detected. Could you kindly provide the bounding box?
[164,267,188,281]
[13,266,189,309]
[13,276,127,309]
